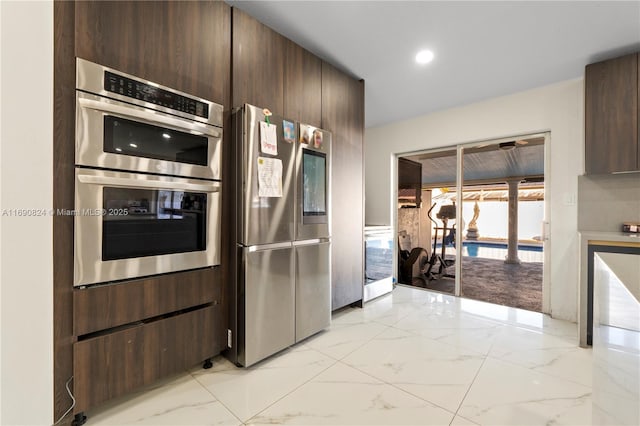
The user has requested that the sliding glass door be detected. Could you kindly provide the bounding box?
[396,133,549,313]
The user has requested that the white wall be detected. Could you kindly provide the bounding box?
[0,1,54,424]
[365,79,583,322]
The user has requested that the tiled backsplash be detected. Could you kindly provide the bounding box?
[578,173,640,232]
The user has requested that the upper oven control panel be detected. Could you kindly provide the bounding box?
[104,71,209,120]
[76,57,223,128]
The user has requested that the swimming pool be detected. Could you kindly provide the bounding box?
[438,241,544,262]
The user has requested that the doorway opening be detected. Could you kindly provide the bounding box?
[396,134,548,313]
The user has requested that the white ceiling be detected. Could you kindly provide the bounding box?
[227,1,640,128]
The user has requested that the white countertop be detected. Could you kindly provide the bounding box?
[579,231,640,244]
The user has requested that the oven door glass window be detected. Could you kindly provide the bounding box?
[302,149,327,217]
[103,116,208,166]
[102,187,206,261]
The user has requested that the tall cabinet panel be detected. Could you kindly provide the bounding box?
[322,62,365,311]
[53,2,75,420]
[232,8,285,115]
[284,40,322,127]
[585,52,638,174]
[75,0,230,105]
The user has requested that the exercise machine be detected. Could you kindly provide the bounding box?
[397,202,457,285]
[425,202,456,280]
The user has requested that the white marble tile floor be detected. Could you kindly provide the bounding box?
[84,285,595,425]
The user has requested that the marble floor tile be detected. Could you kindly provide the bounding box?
[518,313,579,341]
[332,297,426,327]
[457,297,579,341]
[80,286,600,426]
[458,357,592,426]
[389,284,437,304]
[342,327,485,412]
[488,325,592,387]
[592,325,640,425]
[85,374,240,426]
[329,305,365,324]
[193,346,336,422]
[415,323,505,355]
[449,415,480,425]
[302,319,390,360]
[394,309,504,334]
[247,362,455,425]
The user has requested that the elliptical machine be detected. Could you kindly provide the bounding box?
[425,202,456,280]
[397,202,457,285]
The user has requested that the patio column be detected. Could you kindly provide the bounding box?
[505,178,521,264]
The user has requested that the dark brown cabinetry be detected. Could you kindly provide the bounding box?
[284,40,322,127]
[232,8,286,115]
[231,9,322,126]
[74,305,218,412]
[53,1,76,420]
[75,0,230,105]
[74,268,223,337]
[71,268,224,414]
[585,52,639,174]
[54,1,232,421]
[322,63,365,310]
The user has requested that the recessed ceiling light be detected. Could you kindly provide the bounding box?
[415,49,434,65]
[129,143,138,148]
[115,147,123,152]
[162,133,171,139]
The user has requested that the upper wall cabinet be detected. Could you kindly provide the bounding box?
[75,1,231,107]
[585,52,639,174]
[232,8,285,114]
[231,9,321,126]
[284,41,322,127]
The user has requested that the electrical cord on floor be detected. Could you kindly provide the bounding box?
[52,376,75,425]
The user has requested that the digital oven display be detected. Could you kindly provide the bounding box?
[104,71,209,119]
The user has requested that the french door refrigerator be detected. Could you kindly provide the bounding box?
[230,104,331,367]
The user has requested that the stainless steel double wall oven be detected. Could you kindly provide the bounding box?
[74,58,224,287]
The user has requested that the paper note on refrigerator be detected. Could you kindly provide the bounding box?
[257,157,283,197]
[259,121,278,155]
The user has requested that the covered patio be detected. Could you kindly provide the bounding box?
[398,136,545,312]
[412,256,543,312]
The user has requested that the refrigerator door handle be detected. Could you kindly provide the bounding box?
[246,241,293,252]
[293,238,330,247]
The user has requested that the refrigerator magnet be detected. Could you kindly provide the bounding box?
[300,126,312,145]
[312,129,323,149]
[283,120,295,143]
[263,108,272,124]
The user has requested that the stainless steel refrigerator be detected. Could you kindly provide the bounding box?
[230,104,331,367]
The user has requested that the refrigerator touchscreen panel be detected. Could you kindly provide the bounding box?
[302,149,327,218]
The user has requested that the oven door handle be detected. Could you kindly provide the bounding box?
[78,97,221,138]
[77,174,221,193]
